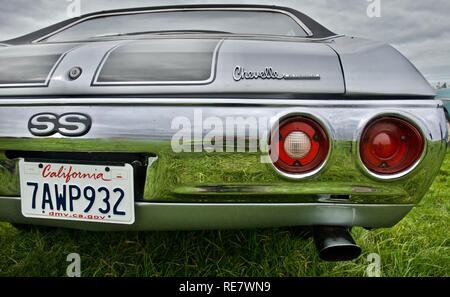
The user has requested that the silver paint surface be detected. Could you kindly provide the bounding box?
[327,37,436,97]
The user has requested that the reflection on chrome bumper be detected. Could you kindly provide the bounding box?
[0,141,446,205]
[0,100,447,206]
[0,197,413,231]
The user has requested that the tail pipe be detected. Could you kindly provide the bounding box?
[313,226,361,261]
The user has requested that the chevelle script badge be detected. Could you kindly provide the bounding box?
[233,66,320,81]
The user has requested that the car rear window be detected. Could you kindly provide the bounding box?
[44,10,308,42]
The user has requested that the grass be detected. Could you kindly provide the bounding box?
[0,153,448,277]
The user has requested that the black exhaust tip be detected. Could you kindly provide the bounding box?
[313,226,361,262]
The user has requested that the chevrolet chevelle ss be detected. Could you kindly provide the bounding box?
[0,5,448,261]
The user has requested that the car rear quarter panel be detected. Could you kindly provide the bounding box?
[328,37,436,97]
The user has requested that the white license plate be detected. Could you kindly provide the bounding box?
[19,160,135,225]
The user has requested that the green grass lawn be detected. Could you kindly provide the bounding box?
[0,154,448,277]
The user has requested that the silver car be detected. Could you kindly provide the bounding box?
[0,5,447,261]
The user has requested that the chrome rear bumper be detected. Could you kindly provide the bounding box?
[0,99,447,205]
[0,99,447,230]
[0,197,413,231]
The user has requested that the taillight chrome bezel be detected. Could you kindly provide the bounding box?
[355,112,428,180]
[268,112,333,180]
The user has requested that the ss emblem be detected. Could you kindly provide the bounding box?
[28,113,92,137]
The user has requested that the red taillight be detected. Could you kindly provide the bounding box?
[270,116,329,175]
[360,116,424,175]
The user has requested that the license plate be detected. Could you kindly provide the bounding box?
[19,160,135,225]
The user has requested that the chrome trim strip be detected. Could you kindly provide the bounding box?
[91,39,225,86]
[40,34,344,45]
[0,98,443,108]
[0,196,414,230]
[33,7,314,43]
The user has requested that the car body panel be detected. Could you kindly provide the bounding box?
[0,37,347,96]
[0,35,436,98]
[0,5,447,231]
[327,37,436,97]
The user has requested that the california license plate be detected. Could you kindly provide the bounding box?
[19,160,135,225]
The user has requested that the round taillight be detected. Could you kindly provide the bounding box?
[270,116,330,175]
[360,116,424,175]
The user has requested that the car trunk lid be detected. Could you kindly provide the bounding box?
[0,37,345,97]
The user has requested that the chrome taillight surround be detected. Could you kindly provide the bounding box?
[268,113,333,179]
[355,112,428,180]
